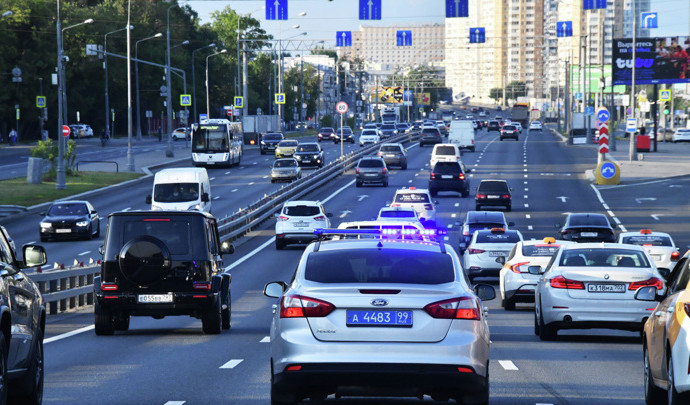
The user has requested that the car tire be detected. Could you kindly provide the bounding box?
[383,180,388,187]
[94,300,114,336]
[475,205,481,211]
[355,181,362,188]
[260,149,266,155]
[222,285,231,330]
[430,189,437,197]
[668,354,690,404]
[401,163,407,170]
[503,296,516,311]
[86,224,94,240]
[95,222,100,238]
[202,296,222,335]
[10,326,43,405]
[275,239,285,250]
[113,315,130,331]
[39,236,47,243]
[271,372,296,405]
[533,310,540,336]
[538,305,557,341]
[644,342,666,404]
[506,205,512,212]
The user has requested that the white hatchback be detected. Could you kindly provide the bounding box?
[275,201,331,249]
[390,188,437,228]
[672,128,690,142]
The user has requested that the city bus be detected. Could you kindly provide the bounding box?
[191,119,243,166]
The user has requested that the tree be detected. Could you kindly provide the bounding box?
[506,81,527,101]
[489,88,503,103]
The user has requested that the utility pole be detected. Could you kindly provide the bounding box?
[242,41,248,115]
[628,0,638,162]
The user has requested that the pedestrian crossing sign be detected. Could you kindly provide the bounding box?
[36,96,46,108]
[180,94,192,106]
[659,89,672,102]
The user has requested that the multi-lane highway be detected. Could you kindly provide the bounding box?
[4,115,688,404]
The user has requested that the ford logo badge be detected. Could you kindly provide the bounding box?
[371,299,388,307]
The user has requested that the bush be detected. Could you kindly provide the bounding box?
[320,115,333,128]
[30,138,77,178]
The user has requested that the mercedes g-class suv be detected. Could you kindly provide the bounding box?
[94,211,234,335]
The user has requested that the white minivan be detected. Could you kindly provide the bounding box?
[146,168,212,213]
[448,120,475,152]
[430,143,462,168]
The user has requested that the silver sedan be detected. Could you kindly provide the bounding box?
[270,158,302,183]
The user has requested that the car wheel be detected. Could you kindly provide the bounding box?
[113,315,130,331]
[430,189,437,197]
[201,296,222,335]
[462,188,470,198]
[86,225,94,240]
[271,370,297,405]
[260,150,266,155]
[538,304,557,341]
[222,285,231,330]
[534,309,540,336]
[644,342,666,404]
[94,300,114,336]
[401,163,407,170]
[500,137,503,141]
[39,236,47,243]
[475,205,481,211]
[355,181,362,188]
[668,354,690,404]
[95,222,100,238]
[275,239,285,250]
[10,326,43,405]
[503,296,516,311]
[506,205,512,212]
[383,180,388,187]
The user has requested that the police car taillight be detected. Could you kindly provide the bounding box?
[424,297,480,320]
[280,294,335,318]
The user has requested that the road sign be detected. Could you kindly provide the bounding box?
[336,31,352,47]
[626,118,637,133]
[600,162,616,179]
[36,96,46,108]
[359,0,381,20]
[199,113,208,121]
[583,0,606,10]
[626,107,633,115]
[266,0,287,20]
[226,107,233,117]
[596,108,610,122]
[469,27,485,44]
[403,90,413,103]
[396,30,412,46]
[234,96,244,108]
[575,92,583,101]
[336,101,349,114]
[641,12,658,29]
[557,21,573,38]
[585,107,594,116]
[62,125,70,138]
[445,0,469,18]
[275,93,285,104]
[659,89,672,102]
[180,94,191,107]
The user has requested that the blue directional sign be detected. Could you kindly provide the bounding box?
[600,162,617,179]
[585,106,594,116]
[597,109,610,122]
[396,30,412,46]
[199,113,208,122]
[583,0,606,10]
[446,0,469,18]
[359,0,381,20]
[336,31,352,47]
[641,12,658,29]
[266,0,288,21]
[575,92,583,101]
[403,90,413,103]
[469,27,485,44]
[557,21,573,38]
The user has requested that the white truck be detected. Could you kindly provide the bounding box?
[381,107,400,124]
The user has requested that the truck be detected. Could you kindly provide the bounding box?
[510,103,530,128]
[241,115,280,144]
[381,107,400,124]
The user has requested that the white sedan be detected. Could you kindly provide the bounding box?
[618,229,680,275]
[463,228,523,282]
[359,129,380,147]
[672,128,690,142]
[529,121,542,131]
[534,243,666,340]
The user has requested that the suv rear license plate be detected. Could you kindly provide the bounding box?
[580,232,598,237]
[441,175,453,179]
[138,294,173,303]
[487,195,499,199]
[346,310,413,327]
[587,284,625,293]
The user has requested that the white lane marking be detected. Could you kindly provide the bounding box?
[248,182,255,185]
[225,171,231,175]
[524,181,528,184]
[164,402,186,405]
[525,214,531,219]
[556,196,568,203]
[651,214,664,221]
[220,359,244,369]
[602,203,610,210]
[444,236,449,241]
[589,184,627,233]
[523,195,528,199]
[523,164,527,167]
[44,325,95,344]
[339,210,351,218]
[524,204,529,208]
[498,360,519,371]
[636,198,657,204]
[523,169,528,172]
[210,177,216,181]
[263,175,269,179]
[447,224,453,229]
[451,213,457,218]
[408,180,413,183]
[524,188,529,192]
[606,210,616,217]
[454,203,459,207]
[523,175,528,178]
[77,251,90,256]
[213,196,220,200]
[231,189,238,192]
[260,336,271,343]
[528,225,533,230]
[122,207,131,212]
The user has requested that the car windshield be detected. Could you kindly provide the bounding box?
[363,124,376,129]
[264,133,282,140]
[489,121,498,125]
[568,214,609,227]
[379,210,416,218]
[559,248,651,267]
[380,145,401,152]
[435,146,456,155]
[297,144,318,152]
[621,235,673,247]
[320,128,334,133]
[284,205,320,216]
[274,160,297,168]
[475,231,521,243]
[47,203,88,216]
[304,249,455,284]
[337,128,353,134]
[153,183,199,203]
[394,193,430,203]
[359,159,384,168]
[478,181,509,193]
[362,130,378,136]
[381,124,396,130]
[522,244,562,256]
[503,125,516,130]
[278,140,298,147]
[421,128,439,134]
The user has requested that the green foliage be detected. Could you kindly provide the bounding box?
[30,138,77,177]
[320,115,333,128]
[506,81,528,100]
[489,88,503,102]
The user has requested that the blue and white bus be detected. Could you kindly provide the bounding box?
[191,119,243,166]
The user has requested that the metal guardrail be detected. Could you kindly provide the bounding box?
[28,132,419,315]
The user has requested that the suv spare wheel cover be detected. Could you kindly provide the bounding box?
[118,236,172,285]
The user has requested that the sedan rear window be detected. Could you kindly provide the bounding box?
[621,235,673,247]
[478,181,509,193]
[502,125,516,130]
[278,140,298,147]
[362,130,379,136]
[468,222,505,230]
[568,214,609,227]
[475,231,521,243]
[304,249,455,284]
[320,128,334,133]
[380,145,402,152]
[432,162,461,175]
[284,205,321,216]
[379,210,416,218]
[559,248,651,267]
[421,128,439,134]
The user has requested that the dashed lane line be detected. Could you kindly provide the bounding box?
[590,184,627,232]
[498,360,519,371]
[528,225,533,230]
[44,325,95,344]
[77,251,90,256]
[248,182,255,185]
[260,336,270,343]
[525,214,531,219]
[225,171,231,175]
[164,402,186,405]
[220,359,244,369]
[231,189,238,192]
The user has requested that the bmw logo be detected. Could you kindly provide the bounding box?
[371,299,388,307]
[604,274,610,280]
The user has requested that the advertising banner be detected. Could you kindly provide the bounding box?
[414,92,431,106]
[372,87,404,103]
[613,36,690,85]
[569,65,626,93]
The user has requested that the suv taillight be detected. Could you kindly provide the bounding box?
[502,194,511,199]
[313,215,326,221]
[382,167,387,174]
[424,297,480,320]
[468,248,485,254]
[459,173,465,180]
[430,173,436,180]
[193,282,212,290]
[355,168,360,174]
[280,294,335,318]
[101,283,118,291]
[476,194,486,199]
[278,216,290,221]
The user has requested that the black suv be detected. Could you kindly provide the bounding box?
[487,121,500,132]
[0,226,47,404]
[94,211,234,335]
[429,161,470,197]
[557,213,616,242]
[500,124,519,141]
[459,211,515,249]
[475,180,512,211]
[294,142,324,168]
[260,132,284,154]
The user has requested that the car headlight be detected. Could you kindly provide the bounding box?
[188,203,201,210]
[40,222,52,229]
[295,155,302,159]
[261,141,266,145]
[76,220,89,227]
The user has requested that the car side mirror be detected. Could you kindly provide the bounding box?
[264,281,288,298]
[458,243,467,253]
[201,193,210,203]
[326,213,333,218]
[508,222,515,227]
[98,245,104,255]
[146,195,152,204]
[22,245,47,268]
[474,284,496,301]
[527,265,542,275]
[634,286,659,302]
[495,256,505,264]
[220,241,234,255]
[434,201,439,205]
[91,210,97,215]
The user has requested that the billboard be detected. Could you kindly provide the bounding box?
[613,36,690,85]
[372,87,404,103]
[415,93,431,106]
[569,65,626,93]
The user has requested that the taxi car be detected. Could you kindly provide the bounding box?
[263,228,495,405]
[275,200,332,249]
[463,228,523,282]
[639,249,690,404]
[499,238,571,310]
[618,229,680,275]
[390,187,437,228]
[534,243,666,340]
[376,206,421,225]
[275,140,299,158]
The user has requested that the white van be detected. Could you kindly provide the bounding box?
[448,120,475,151]
[146,168,212,213]
[430,144,462,168]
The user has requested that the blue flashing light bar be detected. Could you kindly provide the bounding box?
[314,228,447,237]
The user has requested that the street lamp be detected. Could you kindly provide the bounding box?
[192,43,215,123]
[1,11,12,18]
[165,0,186,158]
[135,32,163,140]
[171,39,189,50]
[55,8,93,190]
[206,49,227,117]
[104,25,134,140]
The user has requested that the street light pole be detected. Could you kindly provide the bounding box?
[165,2,184,157]
[126,0,134,171]
[192,43,215,124]
[105,25,133,141]
[206,49,227,117]
[135,32,162,140]
[628,0,638,162]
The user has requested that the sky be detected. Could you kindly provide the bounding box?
[187,0,689,44]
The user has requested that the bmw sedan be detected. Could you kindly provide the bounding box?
[39,200,100,241]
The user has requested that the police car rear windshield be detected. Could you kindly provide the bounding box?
[304,249,454,284]
[394,193,430,203]
[475,231,521,243]
[621,235,673,247]
[522,245,561,256]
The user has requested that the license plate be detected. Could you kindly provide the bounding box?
[366,173,378,176]
[386,154,396,158]
[441,175,453,179]
[137,294,173,303]
[650,254,662,261]
[587,284,625,293]
[302,160,311,163]
[487,195,499,199]
[293,222,309,227]
[581,232,598,237]
[346,310,413,327]
[55,229,71,233]
[489,251,508,257]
